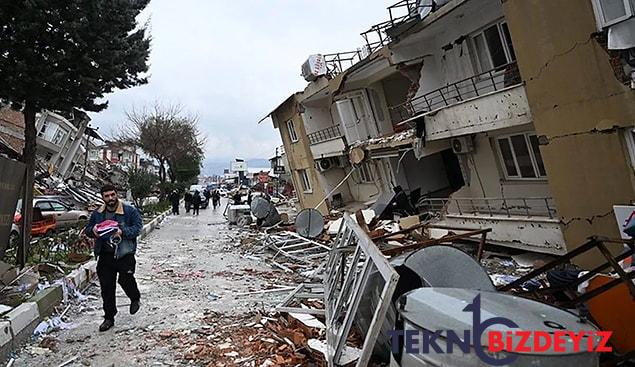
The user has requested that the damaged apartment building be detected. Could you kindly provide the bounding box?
[264,0,635,264]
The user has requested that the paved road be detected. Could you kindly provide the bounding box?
[9,199,290,366]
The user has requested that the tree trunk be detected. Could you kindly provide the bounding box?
[19,102,37,269]
[167,159,176,182]
[158,157,166,182]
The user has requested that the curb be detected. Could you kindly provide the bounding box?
[139,208,171,241]
[0,209,170,361]
[0,259,98,362]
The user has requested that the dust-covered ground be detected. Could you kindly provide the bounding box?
[8,198,302,367]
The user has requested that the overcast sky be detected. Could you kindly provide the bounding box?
[89,0,391,171]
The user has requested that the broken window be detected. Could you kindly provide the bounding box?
[299,169,312,193]
[38,119,49,137]
[286,120,298,143]
[52,128,68,146]
[470,21,517,72]
[496,133,546,179]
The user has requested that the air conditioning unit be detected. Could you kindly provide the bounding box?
[316,157,345,172]
[451,136,474,154]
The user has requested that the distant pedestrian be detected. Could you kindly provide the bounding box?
[192,190,201,216]
[212,190,221,209]
[184,191,193,213]
[169,190,180,215]
[86,184,142,332]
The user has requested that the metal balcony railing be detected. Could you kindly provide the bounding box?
[418,196,557,219]
[389,62,522,125]
[324,51,364,77]
[360,0,435,53]
[387,0,421,23]
[307,125,343,145]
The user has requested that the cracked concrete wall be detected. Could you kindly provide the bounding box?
[503,0,635,267]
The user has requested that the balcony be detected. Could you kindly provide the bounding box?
[307,125,347,159]
[419,196,566,255]
[390,62,532,140]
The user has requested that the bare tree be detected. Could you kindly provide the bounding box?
[117,102,205,184]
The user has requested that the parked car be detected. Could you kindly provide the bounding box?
[8,223,20,248]
[13,208,57,237]
[16,198,89,229]
[189,185,209,209]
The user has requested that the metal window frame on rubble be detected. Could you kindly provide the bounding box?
[324,213,399,367]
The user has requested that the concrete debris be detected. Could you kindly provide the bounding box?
[155,311,326,366]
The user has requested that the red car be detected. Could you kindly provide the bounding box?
[13,207,57,237]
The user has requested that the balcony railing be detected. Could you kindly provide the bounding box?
[360,0,436,53]
[389,62,522,125]
[307,125,343,145]
[324,51,365,77]
[418,196,557,219]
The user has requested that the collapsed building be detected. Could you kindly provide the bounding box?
[0,106,135,209]
[261,0,635,266]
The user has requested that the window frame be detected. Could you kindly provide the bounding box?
[286,120,299,143]
[51,128,68,146]
[592,0,634,28]
[469,20,516,74]
[356,161,375,184]
[298,169,312,193]
[624,127,635,170]
[495,132,547,181]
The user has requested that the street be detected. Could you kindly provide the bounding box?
[9,199,292,366]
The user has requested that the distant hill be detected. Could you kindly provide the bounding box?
[202,158,271,175]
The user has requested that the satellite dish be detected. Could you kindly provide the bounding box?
[250,196,271,219]
[295,208,324,238]
[349,147,365,165]
[404,246,494,291]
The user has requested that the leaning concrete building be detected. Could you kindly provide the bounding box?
[263,0,635,266]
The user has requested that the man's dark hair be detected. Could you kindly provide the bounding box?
[100,184,117,194]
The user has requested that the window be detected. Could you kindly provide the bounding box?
[52,128,68,146]
[470,21,516,72]
[496,133,546,179]
[38,119,49,137]
[592,0,634,28]
[50,201,67,212]
[35,201,53,211]
[287,120,298,143]
[298,169,312,193]
[357,162,374,183]
[624,128,635,169]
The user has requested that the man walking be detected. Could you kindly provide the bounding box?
[86,184,142,332]
[192,190,201,216]
[169,190,180,215]
[184,191,192,213]
[212,190,221,210]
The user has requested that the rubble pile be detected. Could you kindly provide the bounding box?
[159,311,326,367]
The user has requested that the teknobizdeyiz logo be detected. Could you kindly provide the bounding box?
[389,294,612,366]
